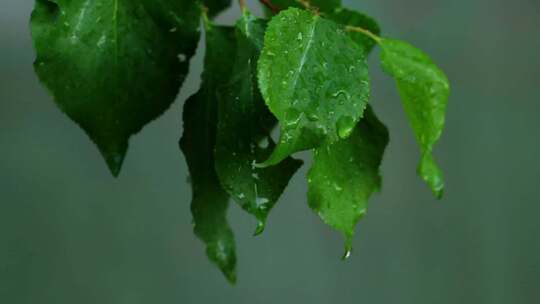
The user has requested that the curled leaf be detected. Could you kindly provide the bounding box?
[215,12,302,235]
[379,39,449,198]
[180,25,238,283]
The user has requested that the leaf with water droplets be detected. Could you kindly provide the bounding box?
[180,25,237,284]
[31,0,200,175]
[379,39,449,198]
[215,12,302,235]
[326,8,380,53]
[308,107,388,255]
[258,8,370,166]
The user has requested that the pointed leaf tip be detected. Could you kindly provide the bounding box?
[97,142,127,177]
[105,154,125,177]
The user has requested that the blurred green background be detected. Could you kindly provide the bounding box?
[1,0,539,303]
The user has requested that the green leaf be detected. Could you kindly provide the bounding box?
[203,0,231,17]
[215,12,302,235]
[308,106,389,255]
[258,8,370,166]
[179,25,238,284]
[379,39,449,198]
[30,0,200,176]
[325,8,381,53]
[270,0,341,12]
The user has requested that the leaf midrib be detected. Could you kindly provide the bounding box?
[289,16,318,98]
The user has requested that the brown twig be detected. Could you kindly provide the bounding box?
[259,0,280,14]
[239,0,247,10]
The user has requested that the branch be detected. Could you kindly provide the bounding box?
[258,0,280,14]
[239,0,247,10]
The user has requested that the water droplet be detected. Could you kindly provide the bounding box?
[258,137,269,149]
[254,221,266,236]
[342,238,353,260]
[332,90,350,99]
[342,249,352,260]
[169,27,177,33]
[256,197,269,207]
[177,53,186,62]
[337,116,355,139]
[307,113,319,122]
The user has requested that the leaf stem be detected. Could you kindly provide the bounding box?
[295,0,312,9]
[200,5,211,30]
[345,25,382,43]
[238,0,247,11]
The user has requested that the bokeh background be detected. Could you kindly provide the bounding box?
[1,0,539,303]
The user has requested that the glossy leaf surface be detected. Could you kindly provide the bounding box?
[31,0,200,175]
[258,8,370,165]
[308,107,389,254]
[380,39,449,198]
[180,25,237,283]
[215,12,302,234]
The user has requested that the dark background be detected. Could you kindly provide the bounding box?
[1,0,539,303]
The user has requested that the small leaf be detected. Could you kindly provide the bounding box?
[215,12,302,235]
[203,0,232,17]
[258,8,370,166]
[325,8,381,53]
[31,0,200,176]
[379,39,449,198]
[180,25,238,283]
[308,107,389,255]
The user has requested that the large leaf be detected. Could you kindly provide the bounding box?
[326,8,381,54]
[203,0,231,17]
[258,8,370,166]
[379,39,449,198]
[215,12,302,235]
[179,25,237,284]
[308,107,389,255]
[31,0,200,175]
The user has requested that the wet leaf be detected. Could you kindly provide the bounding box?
[180,25,237,283]
[215,12,302,235]
[31,0,200,176]
[379,39,449,198]
[308,107,389,255]
[258,8,370,166]
[326,8,380,53]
